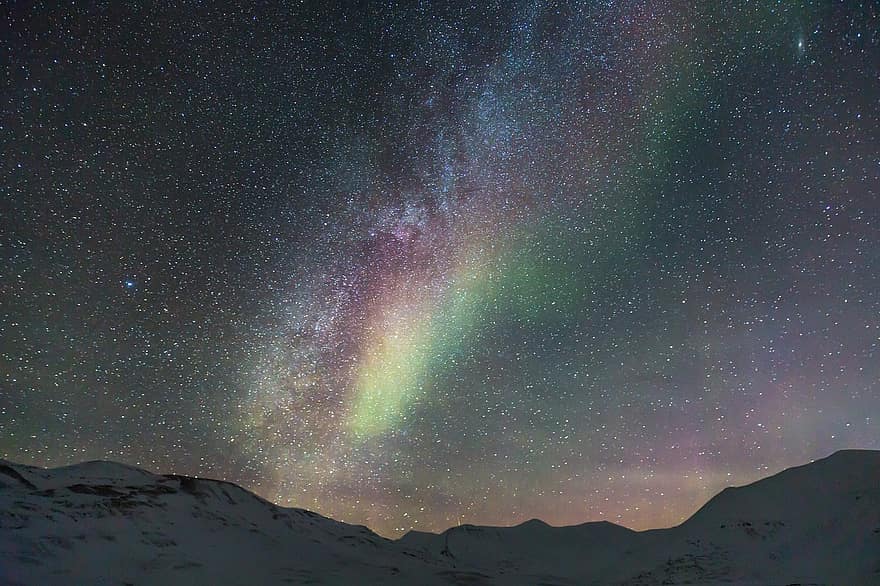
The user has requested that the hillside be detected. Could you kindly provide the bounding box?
[1,450,878,585]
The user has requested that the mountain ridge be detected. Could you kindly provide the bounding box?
[4,448,874,535]
[1,449,878,585]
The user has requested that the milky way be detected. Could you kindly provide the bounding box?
[2,2,879,537]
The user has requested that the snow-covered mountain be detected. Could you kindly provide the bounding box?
[0,459,452,585]
[1,450,878,585]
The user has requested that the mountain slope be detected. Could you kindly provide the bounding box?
[640,449,880,585]
[0,459,451,585]
[400,450,880,585]
[1,450,878,585]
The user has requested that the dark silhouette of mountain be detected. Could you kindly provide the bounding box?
[1,450,878,584]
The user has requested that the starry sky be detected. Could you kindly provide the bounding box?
[2,1,879,537]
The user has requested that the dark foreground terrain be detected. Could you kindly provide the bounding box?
[2,450,878,585]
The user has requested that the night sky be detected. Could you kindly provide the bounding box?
[2,1,879,537]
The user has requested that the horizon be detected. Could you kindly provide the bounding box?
[2,2,878,540]
[4,447,873,538]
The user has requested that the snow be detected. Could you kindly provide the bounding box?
[1,450,878,585]
[0,460,448,585]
